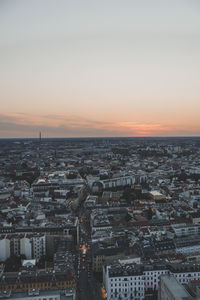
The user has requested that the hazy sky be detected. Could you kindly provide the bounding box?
[0,0,200,137]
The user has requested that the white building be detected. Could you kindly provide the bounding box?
[0,234,46,261]
[103,261,200,300]
[20,235,46,260]
[0,236,10,261]
[20,237,32,259]
[89,175,135,192]
[102,175,135,189]
[171,224,200,238]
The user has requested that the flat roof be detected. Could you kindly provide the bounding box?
[161,275,191,299]
[149,191,163,196]
[1,289,75,300]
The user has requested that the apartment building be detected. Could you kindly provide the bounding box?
[0,234,45,262]
[103,261,200,300]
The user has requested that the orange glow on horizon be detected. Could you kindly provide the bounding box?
[0,112,200,138]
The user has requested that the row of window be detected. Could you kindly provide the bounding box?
[111,287,143,292]
[22,297,58,300]
[175,273,199,277]
[111,281,143,287]
[110,277,141,281]
[110,291,144,298]
[1,281,70,290]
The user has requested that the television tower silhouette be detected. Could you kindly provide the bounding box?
[38,132,42,160]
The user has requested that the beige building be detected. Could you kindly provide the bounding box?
[149,190,165,201]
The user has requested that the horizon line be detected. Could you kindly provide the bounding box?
[1,136,200,140]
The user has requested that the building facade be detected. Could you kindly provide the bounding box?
[103,261,200,300]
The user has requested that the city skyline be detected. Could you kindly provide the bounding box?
[0,0,200,138]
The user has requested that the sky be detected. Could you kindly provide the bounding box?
[0,0,200,138]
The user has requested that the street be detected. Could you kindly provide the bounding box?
[76,204,104,300]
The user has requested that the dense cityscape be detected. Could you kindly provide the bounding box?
[1,0,200,299]
[0,137,200,299]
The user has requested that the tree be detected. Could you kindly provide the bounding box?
[125,213,132,223]
[147,207,153,220]
[4,255,22,272]
[123,186,137,203]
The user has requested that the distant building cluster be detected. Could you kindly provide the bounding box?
[1,137,200,299]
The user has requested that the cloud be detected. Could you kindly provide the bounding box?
[0,113,199,138]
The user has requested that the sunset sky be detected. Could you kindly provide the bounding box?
[0,0,200,138]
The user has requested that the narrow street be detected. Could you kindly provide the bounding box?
[76,203,104,300]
